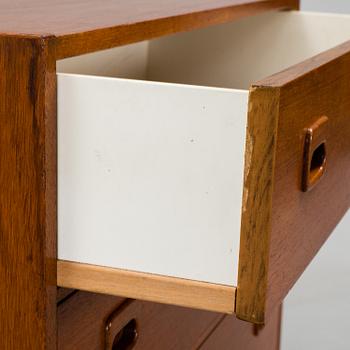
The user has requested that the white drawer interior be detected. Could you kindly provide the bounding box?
[57,11,350,287]
[58,11,350,89]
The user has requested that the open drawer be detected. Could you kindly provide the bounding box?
[57,10,350,324]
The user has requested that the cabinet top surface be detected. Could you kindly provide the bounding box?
[0,0,297,38]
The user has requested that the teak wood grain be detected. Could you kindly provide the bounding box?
[237,86,280,324]
[58,291,222,350]
[199,305,282,350]
[0,35,57,349]
[58,291,126,349]
[57,288,76,304]
[104,299,222,350]
[237,41,350,323]
[58,261,236,314]
[0,0,298,58]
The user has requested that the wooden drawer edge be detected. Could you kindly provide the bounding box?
[55,1,299,59]
[236,86,280,324]
[57,260,235,314]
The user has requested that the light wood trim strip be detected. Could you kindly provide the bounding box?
[57,260,236,314]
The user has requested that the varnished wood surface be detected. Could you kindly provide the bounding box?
[58,292,126,349]
[57,260,236,314]
[237,41,350,323]
[199,305,282,350]
[58,291,222,350]
[0,36,57,349]
[237,87,280,324]
[0,0,298,58]
[57,288,76,304]
[0,0,297,35]
[104,300,222,350]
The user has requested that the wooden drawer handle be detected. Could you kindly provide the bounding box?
[109,319,138,350]
[302,116,328,192]
[105,301,139,350]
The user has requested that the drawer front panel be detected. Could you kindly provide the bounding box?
[58,292,222,350]
[237,41,350,323]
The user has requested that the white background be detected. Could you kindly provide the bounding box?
[301,0,350,13]
[282,2,350,349]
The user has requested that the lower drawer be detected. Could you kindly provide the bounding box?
[199,306,282,350]
[58,292,222,350]
[58,292,125,349]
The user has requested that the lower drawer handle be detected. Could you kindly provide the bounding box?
[107,319,138,350]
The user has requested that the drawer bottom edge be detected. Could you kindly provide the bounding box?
[57,260,236,314]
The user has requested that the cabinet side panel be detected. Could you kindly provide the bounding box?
[0,36,57,349]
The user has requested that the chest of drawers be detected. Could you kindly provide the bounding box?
[0,0,349,348]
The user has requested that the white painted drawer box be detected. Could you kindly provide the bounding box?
[57,11,350,323]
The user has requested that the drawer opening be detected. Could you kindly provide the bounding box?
[57,9,350,308]
[58,11,350,90]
